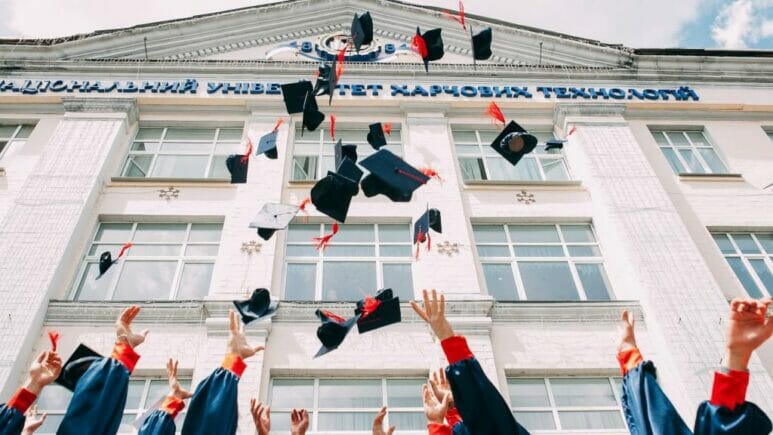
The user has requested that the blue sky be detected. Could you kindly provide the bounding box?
[0,0,770,49]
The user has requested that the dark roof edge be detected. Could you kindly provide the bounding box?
[634,48,773,57]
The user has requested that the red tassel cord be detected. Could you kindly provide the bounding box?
[312,222,339,251]
[330,115,336,141]
[48,331,60,352]
[273,118,285,132]
[240,138,253,164]
[336,44,348,81]
[567,126,577,136]
[412,34,428,58]
[395,168,428,185]
[360,296,382,319]
[484,102,506,127]
[441,1,466,29]
[415,228,427,260]
[299,197,312,223]
[322,310,347,324]
[117,242,133,258]
[419,167,444,183]
[383,123,392,136]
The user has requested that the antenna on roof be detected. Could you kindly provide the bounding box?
[143,37,149,60]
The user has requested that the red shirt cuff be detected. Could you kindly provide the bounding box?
[111,342,141,374]
[446,407,462,426]
[441,336,474,365]
[160,396,185,418]
[617,348,643,376]
[221,353,246,378]
[428,423,452,435]
[710,369,749,411]
[7,388,36,413]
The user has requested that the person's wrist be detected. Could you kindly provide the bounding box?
[22,377,44,396]
[725,348,752,372]
[427,415,444,425]
[434,322,454,341]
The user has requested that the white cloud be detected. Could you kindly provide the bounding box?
[711,0,772,48]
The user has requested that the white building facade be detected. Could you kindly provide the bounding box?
[0,0,772,433]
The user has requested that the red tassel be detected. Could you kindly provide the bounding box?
[330,115,336,141]
[336,44,347,81]
[420,167,444,182]
[383,123,392,136]
[427,232,431,252]
[568,126,577,136]
[240,139,253,164]
[48,331,60,352]
[273,118,284,132]
[322,310,347,324]
[441,2,466,29]
[312,222,339,251]
[299,197,312,223]
[412,34,428,58]
[117,242,133,258]
[484,102,506,126]
[396,168,428,185]
[415,229,425,260]
[360,296,382,319]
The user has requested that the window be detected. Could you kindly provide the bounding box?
[508,377,625,432]
[268,378,425,434]
[284,223,413,301]
[453,128,569,182]
[121,127,243,179]
[0,124,34,159]
[713,232,773,298]
[473,224,612,301]
[35,377,192,434]
[291,125,403,181]
[766,130,773,141]
[650,130,728,175]
[72,222,222,301]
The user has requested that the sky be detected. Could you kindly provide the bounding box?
[0,0,770,49]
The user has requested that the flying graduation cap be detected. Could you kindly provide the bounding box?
[412,27,444,73]
[314,309,361,358]
[335,140,358,166]
[366,122,391,150]
[226,139,253,184]
[302,89,325,135]
[232,288,278,324]
[310,157,363,222]
[471,26,493,63]
[313,61,338,106]
[350,12,373,53]
[255,119,285,160]
[249,203,300,241]
[491,121,539,166]
[413,207,442,258]
[360,149,429,202]
[97,243,132,279]
[56,344,102,391]
[355,288,401,334]
[280,81,313,114]
[545,138,567,151]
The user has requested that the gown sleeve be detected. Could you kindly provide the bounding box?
[180,354,245,435]
[441,336,530,435]
[56,342,140,435]
[0,388,36,435]
[617,348,692,435]
[692,369,772,435]
[137,396,186,435]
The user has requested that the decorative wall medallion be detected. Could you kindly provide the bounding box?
[516,190,535,204]
[436,241,460,257]
[241,240,262,255]
[158,186,180,201]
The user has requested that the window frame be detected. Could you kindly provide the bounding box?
[650,129,729,175]
[712,231,773,298]
[0,123,34,160]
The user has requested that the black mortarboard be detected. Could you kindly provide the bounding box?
[490,121,538,166]
[56,344,102,391]
[249,203,300,240]
[335,139,358,166]
[281,81,314,114]
[233,288,278,324]
[366,123,388,150]
[225,154,248,183]
[256,131,278,159]
[313,61,338,106]
[355,289,401,334]
[415,27,444,72]
[302,89,325,134]
[315,310,361,358]
[359,149,429,202]
[471,27,493,61]
[98,252,115,277]
[336,157,363,187]
[413,207,442,244]
[311,167,359,222]
[545,138,566,151]
[351,12,373,52]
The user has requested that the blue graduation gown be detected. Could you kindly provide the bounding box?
[0,404,26,435]
[441,336,530,435]
[694,401,772,435]
[138,409,177,435]
[180,356,243,435]
[620,360,692,435]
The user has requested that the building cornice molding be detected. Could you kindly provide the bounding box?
[62,97,138,124]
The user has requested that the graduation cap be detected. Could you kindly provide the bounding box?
[413,207,442,258]
[366,122,391,150]
[360,149,429,202]
[97,243,132,279]
[256,131,278,159]
[315,309,361,358]
[310,158,363,223]
[413,27,444,73]
[232,288,278,324]
[302,89,325,134]
[281,81,314,114]
[350,12,373,52]
[545,138,566,151]
[314,61,338,106]
[490,121,538,166]
[55,344,102,391]
[355,288,401,334]
[471,26,493,61]
[249,203,300,240]
[335,139,358,166]
[226,154,248,183]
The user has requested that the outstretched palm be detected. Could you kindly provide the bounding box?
[116,305,148,348]
[166,359,192,400]
[228,310,265,359]
[617,309,638,354]
[372,406,395,435]
[727,298,772,355]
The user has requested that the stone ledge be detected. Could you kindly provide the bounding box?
[492,300,643,323]
[463,180,584,190]
[108,177,232,187]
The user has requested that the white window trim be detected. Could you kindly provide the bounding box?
[652,129,729,175]
[714,232,773,298]
[0,124,32,160]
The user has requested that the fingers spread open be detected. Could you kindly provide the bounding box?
[410,300,429,322]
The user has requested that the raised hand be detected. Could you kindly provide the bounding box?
[115,305,148,348]
[410,289,454,340]
[250,399,270,435]
[617,309,638,354]
[372,406,395,435]
[228,310,265,359]
[423,383,451,425]
[22,405,47,434]
[291,408,310,435]
[166,359,192,400]
[429,368,454,409]
[24,351,62,396]
[725,298,773,371]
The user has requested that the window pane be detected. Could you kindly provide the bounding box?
[37,385,72,410]
[380,245,412,257]
[678,149,704,173]
[561,225,595,243]
[128,244,182,256]
[756,234,773,253]
[483,263,518,300]
[286,245,319,257]
[75,263,113,300]
[17,125,34,137]
[541,158,569,181]
[292,156,318,180]
[576,263,612,300]
[558,410,624,430]
[145,380,170,407]
[131,141,160,152]
[165,128,215,141]
[325,245,376,257]
[486,158,524,181]
[151,155,209,178]
[318,379,381,408]
[509,225,560,243]
[269,413,291,433]
[388,412,426,430]
[660,148,685,173]
[478,130,498,143]
[749,259,773,294]
[112,261,177,300]
[270,379,314,409]
[160,142,212,153]
[95,223,133,242]
[184,245,219,256]
[126,380,146,408]
[135,128,164,140]
[382,264,414,300]
[551,378,617,406]
[317,413,373,431]
[651,131,669,146]
[176,263,213,299]
[713,234,736,254]
[209,156,229,178]
[472,225,507,243]
[452,130,478,142]
[123,155,153,177]
[285,264,316,300]
[287,224,320,242]
[386,379,423,407]
[508,379,550,407]
[686,131,708,147]
[322,262,377,300]
[668,132,690,147]
[455,144,480,155]
[379,224,410,243]
[37,414,66,433]
[514,412,556,430]
[477,245,511,257]
[567,245,601,257]
[134,224,187,243]
[459,157,485,181]
[519,261,579,301]
[727,258,763,298]
[731,234,760,254]
[218,128,243,141]
[189,224,222,242]
[511,158,542,181]
[697,148,727,173]
[0,126,17,137]
[329,224,374,242]
[513,245,564,257]
[88,243,124,256]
